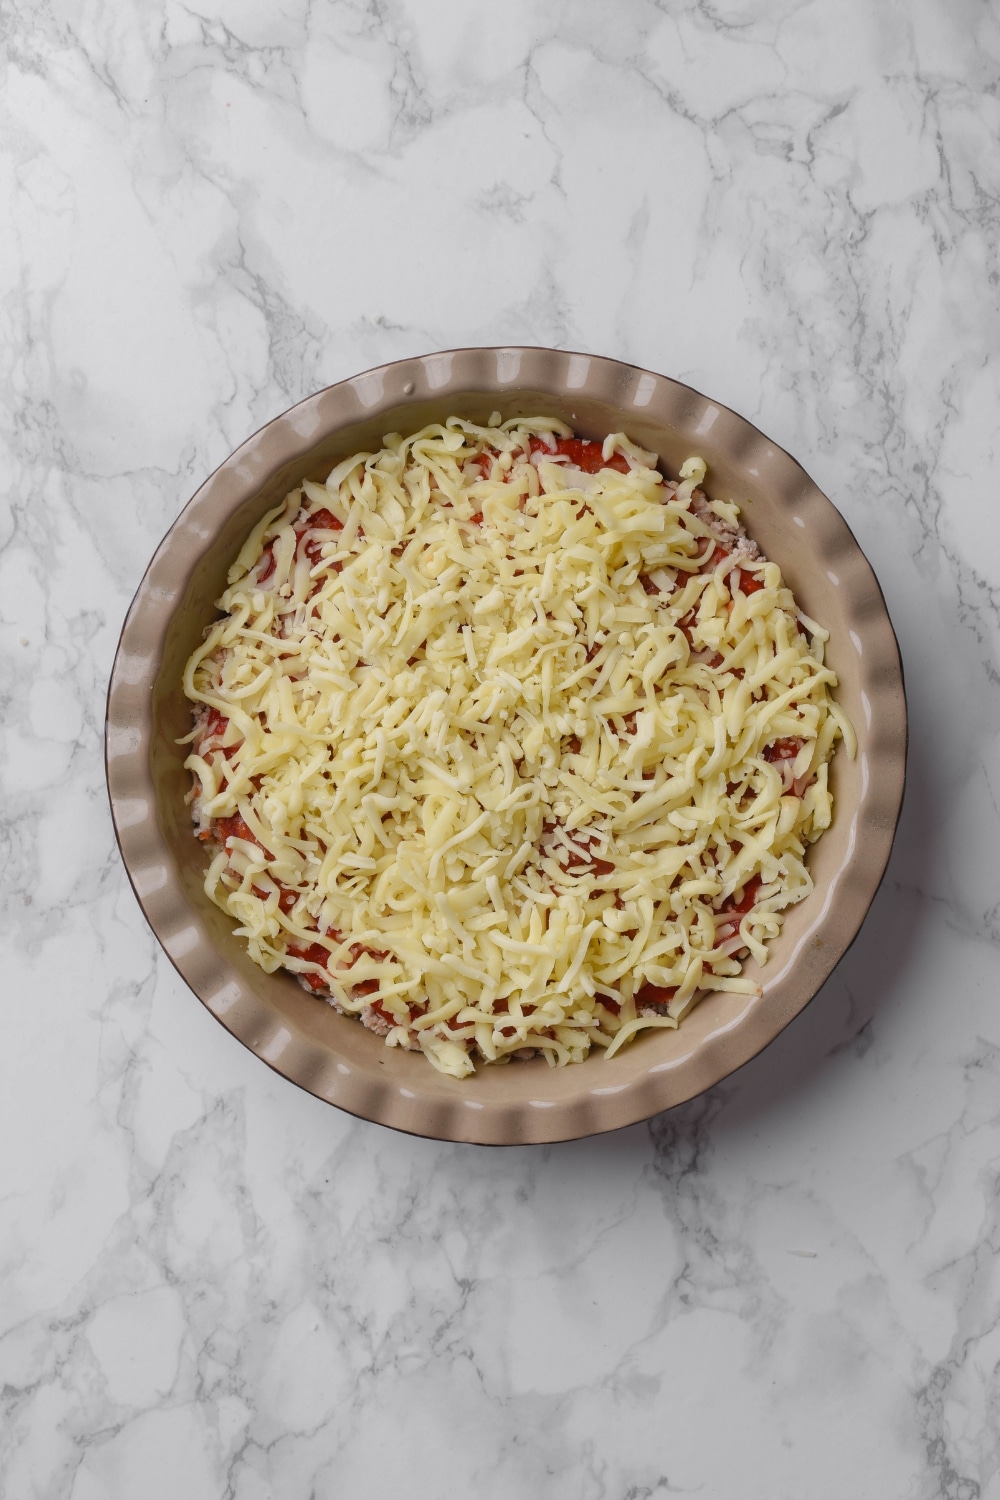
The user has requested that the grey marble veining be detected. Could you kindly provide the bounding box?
[2,1,999,1496]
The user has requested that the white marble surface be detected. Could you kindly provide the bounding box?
[2,0,999,1494]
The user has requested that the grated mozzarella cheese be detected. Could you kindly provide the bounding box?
[181,416,854,1077]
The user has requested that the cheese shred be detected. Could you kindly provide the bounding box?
[182,417,851,1077]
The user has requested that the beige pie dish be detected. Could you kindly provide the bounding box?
[105,347,906,1144]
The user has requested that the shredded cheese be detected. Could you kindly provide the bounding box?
[182,416,854,1078]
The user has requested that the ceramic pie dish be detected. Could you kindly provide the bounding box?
[105,347,906,1144]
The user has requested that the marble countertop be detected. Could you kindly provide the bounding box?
[3,2,999,1495]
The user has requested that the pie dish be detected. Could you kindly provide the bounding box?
[105,347,906,1143]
